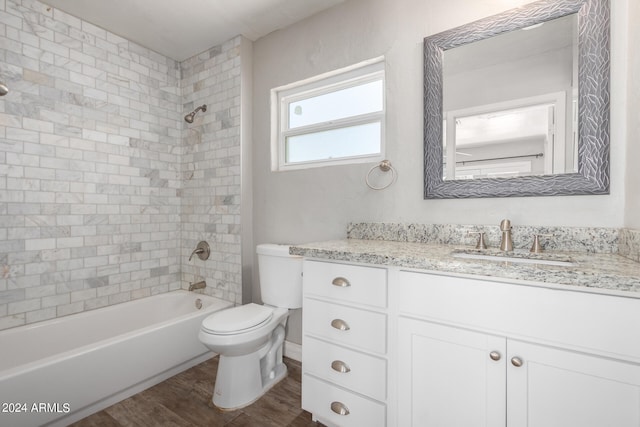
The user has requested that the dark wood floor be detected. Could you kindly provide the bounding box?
[71,356,320,427]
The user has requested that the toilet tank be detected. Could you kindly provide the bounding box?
[256,244,303,309]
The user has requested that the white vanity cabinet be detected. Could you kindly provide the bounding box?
[398,270,640,427]
[301,260,389,427]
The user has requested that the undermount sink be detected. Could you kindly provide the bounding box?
[452,250,575,267]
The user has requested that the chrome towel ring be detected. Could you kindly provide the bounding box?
[366,160,396,190]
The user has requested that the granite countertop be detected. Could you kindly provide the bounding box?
[290,239,640,297]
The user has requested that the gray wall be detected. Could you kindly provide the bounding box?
[251,0,634,344]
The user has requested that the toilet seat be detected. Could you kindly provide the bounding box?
[201,303,274,335]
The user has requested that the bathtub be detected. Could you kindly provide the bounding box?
[0,290,233,427]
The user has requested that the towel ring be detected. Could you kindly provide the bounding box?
[366,160,396,190]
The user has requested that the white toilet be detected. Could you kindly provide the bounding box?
[198,244,302,410]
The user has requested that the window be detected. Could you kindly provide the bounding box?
[271,58,385,170]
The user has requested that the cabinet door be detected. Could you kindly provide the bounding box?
[507,340,640,427]
[398,317,506,427]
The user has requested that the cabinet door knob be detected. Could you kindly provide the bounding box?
[511,357,524,367]
[331,401,350,416]
[331,360,351,373]
[489,351,501,361]
[332,277,351,287]
[330,318,350,331]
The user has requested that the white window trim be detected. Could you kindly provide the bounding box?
[270,57,385,171]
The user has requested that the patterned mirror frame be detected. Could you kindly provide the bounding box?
[424,0,610,199]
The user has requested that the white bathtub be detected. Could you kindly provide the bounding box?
[0,290,233,427]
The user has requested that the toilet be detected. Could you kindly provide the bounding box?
[198,243,302,410]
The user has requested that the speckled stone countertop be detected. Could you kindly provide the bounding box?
[290,239,640,297]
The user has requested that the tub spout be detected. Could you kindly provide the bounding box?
[189,280,206,291]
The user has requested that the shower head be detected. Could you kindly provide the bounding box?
[0,83,8,96]
[184,104,207,123]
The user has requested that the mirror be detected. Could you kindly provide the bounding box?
[424,0,609,198]
[443,14,578,180]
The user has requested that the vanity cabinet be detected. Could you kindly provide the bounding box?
[398,271,640,427]
[301,260,388,427]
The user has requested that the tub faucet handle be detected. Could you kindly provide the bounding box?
[189,241,210,261]
[189,248,203,261]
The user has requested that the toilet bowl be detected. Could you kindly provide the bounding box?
[198,244,302,410]
[198,304,289,410]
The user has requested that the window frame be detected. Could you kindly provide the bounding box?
[271,58,386,171]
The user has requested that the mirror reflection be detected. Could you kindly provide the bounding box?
[442,13,578,180]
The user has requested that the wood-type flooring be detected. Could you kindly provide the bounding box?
[71,356,320,427]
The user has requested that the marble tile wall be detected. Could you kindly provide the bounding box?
[0,0,201,331]
[347,222,621,254]
[179,38,243,304]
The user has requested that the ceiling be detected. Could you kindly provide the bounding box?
[40,0,345,62]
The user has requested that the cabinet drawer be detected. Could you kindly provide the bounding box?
[304,298,386,354]
[304,260,387,308]
[302,374,386,427]
[303,336,387,401]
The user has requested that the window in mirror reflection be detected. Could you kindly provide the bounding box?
[441,12,578,181]
[443,94,578,180]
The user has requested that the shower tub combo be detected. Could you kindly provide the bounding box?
[0,290,233,427]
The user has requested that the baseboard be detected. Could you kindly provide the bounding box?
[283,340,302,362]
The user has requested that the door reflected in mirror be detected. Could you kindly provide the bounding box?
[441,13,578,181]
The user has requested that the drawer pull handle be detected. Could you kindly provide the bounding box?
[331,318,350,331]
[332,277,351,287]
[331,360,351,373]
[331,401,350,416]
[511,357,524,367]
[489,351,501,361]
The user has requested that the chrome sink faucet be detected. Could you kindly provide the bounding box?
[499,219,513,251]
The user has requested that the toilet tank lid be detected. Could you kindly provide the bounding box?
[256,243,301,257]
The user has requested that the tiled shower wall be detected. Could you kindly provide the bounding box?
[0,0,243,330]
[180,38,242,305]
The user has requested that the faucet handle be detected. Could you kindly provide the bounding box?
[188,241,210,261]
[530,234,554,253]
[468,231,488,250]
